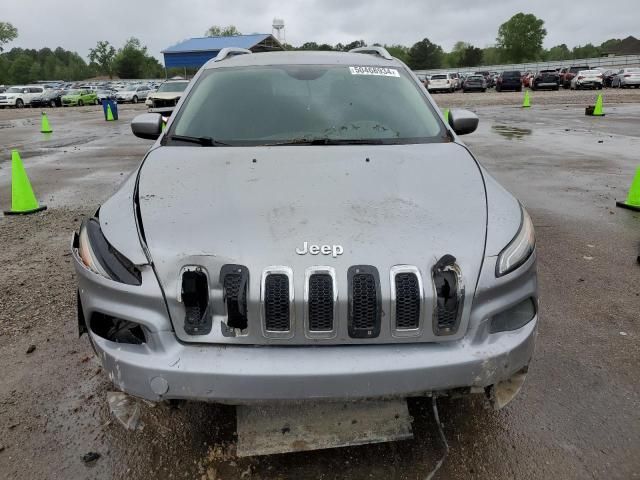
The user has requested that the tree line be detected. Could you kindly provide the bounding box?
[0,14,630,84]
[0,22,163,84]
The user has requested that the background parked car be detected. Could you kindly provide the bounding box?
[474,70,494,88]
[116,85,151,104]
[96,89,117,104]
[447,73,462,90]
[462,74,487,92]
[30,89,66,108]
[570,70,603,90]
[427,74,455,93]
[531,70,560,90]
[145,79,190,113]
[62,89,99,106]
[612,68,640,88]
[602,70,618,88]
[496,70,522,92]
[563,65,590,88]
[0,85,45,108]
[521,71,535,88]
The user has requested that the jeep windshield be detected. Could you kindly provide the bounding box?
[167,64,445,146]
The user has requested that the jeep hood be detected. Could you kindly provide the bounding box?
[137,143,487,343]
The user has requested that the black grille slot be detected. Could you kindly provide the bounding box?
[308,274,334,331]
[432,254,463,335]
[348,266,381,338]
[436,306,457,330]
[395,272,420,329]
[220,265,248,330]
[264,274,290,331]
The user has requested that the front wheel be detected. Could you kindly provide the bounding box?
[50,99,57,108]
[94,99,99,105]
[78,99,84,106]
[482,88,486,92]
[132,96,138,104]
[15,99,24,108]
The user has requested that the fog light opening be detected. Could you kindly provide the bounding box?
[90,313,146,344]
[489,297,536,334]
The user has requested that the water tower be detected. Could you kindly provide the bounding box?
[272,18,285,44]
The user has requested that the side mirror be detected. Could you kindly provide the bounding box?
[448,109,479,136]
[131,113,162,140]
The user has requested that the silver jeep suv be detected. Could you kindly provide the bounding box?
[72,47,537,407]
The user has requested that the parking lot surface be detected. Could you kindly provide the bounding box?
[0,90,639,479]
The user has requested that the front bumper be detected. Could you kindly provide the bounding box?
[89,318,536,404]
[73,233,538,403]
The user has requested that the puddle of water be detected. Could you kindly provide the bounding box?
[492,124,532,140]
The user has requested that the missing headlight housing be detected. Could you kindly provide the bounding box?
[78,218,142,285]
[496,206,535,277]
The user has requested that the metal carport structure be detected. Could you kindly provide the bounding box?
[162,34,283,70]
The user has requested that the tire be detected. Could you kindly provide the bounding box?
[496,86,501,92]
[94,99,99,105]
[554,86,559,91]
[49,99,56,108]
[516,87,522,92]
[15,98,24,108]
[132,95,138,104]
[482,88,486,92]
[78,99,84,106]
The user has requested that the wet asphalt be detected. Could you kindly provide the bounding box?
[0,91,639,479]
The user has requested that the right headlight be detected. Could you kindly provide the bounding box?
[496,206,535,277]
[78,218,142,285]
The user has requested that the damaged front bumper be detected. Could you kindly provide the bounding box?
[73,233,538,405]
[88,319,536,403]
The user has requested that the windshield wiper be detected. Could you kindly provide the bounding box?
[265,138,386,146]
[166,134,230,146]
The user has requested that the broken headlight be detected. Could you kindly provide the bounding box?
[496,206,535,277]
[78,218,142,285]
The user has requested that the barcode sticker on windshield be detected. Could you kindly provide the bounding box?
[349,66,400,77]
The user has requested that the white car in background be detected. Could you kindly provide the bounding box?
[569,70,603,90]
[0,85,46,108]
[116,85,152,104]
[427,73,455,93]
[612,68,640,88]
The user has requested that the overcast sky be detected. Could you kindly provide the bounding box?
[2,0,637,60]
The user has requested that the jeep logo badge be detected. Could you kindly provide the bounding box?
[296,242,344,258]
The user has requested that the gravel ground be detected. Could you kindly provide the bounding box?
[0,94,639,480]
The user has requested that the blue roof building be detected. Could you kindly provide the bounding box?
[162,34,283,69]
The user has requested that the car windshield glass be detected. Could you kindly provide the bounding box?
[157,81,188,92]
[171,64,444,146]
[7,87,23,93]
[65,89,81,95]
[503,72,520,78]
[431,75,446,79]
[570,67,588,73]
[468,76,483,80]
[627,68,640,73]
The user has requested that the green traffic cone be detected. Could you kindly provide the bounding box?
[106,104,115,121]
[616,166,640,212]
[522,90,531,108]
[442,108,450,123]
[4,150,47,215]
[40,112,52,133]
[593,94,604,116]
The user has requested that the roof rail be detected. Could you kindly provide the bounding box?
[348,46,393,61]
[214,47,252,62]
